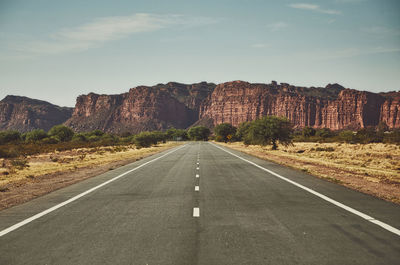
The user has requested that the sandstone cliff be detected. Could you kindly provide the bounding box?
[0,96,73,132]
[2,81,399,133]
[65,82,215,133]
[198,81,400,130]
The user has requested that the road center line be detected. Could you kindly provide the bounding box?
[195,186,199,191]
[196,174,199,178]
[193,207,200,217]
[210,142,400,237]
[0,144,187,238]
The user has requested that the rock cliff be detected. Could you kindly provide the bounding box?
[65,82,215,133]
[2,81,399,133]
[0,96,73,132]
[198,81,400,130]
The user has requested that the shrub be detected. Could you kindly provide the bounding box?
[188,126,211,141]
[214,123,237,142]
[48,125,74,142]
[0,131,21,145]
[236,121,251,141]
[134,132,155,148]
[25,129,47,142]
[302,127,316,138]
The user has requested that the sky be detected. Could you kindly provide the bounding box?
[1,0,399,107]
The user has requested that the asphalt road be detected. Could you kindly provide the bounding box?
[0,142,399,265]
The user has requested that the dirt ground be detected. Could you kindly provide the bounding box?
[216,142,400,204]
[0,142,184,210]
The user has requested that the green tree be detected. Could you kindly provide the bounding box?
[315,128,334,139]
[214,123,237,142]
[246,116,293,150]
[25,129,48,142]
[188,126,211,141]
[48,125,74,142]
[339,130,355,143]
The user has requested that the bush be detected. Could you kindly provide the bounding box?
[134,132,155,148]
[188,126,211,141]
[214,123,237,142]
[338,130,355,143]
[48,125,74,142]
[383,130,400,144]
[236,121,251,141]
[315,128,334,138]
[25,129,47,142]
[71,133,88,142]
[0,131,21,145]
[302,127,316,138]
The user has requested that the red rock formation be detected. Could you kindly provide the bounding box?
[65,82,215,133]
[0,96,73,132]
[199,81,400,130]
[2,81,398,133]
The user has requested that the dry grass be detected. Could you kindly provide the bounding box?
[0,142,182,186]
[0,142,184,210]
[217,142,400,204]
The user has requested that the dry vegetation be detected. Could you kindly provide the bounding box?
[0,142,184,210]
[217,142,400,204]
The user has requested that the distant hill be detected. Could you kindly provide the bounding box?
[1,81,399,133]
[0,96,73,132]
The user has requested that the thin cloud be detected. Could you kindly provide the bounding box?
[362,26,400,37]
[288,3,341,15]
[266,22,288,32]
[14,13,218,55]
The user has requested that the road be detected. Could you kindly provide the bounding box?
[0,142,399,265]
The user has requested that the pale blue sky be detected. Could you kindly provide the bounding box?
[1,0,399,107]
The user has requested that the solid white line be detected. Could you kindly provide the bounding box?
[210,142,400,237]
[195,186,199,191]
[193,207,200,217]
[196,174,199,178]
[0,144,187,238]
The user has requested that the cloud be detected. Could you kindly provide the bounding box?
[288,3,341,15]
[266,22,288,32]
[13,13,218,55]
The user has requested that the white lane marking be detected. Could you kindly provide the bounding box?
[196,162,199,165]
[193,207,200,217]
[195,186,199,191]
[196,167,200,170]
[210,142,400,237]
[196,174,199,178]
[0,145,187,237]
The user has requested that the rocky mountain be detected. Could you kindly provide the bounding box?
[65,82,215,133]
[1,81,399,133]
[0,96,73,132]
[198,81,400,130]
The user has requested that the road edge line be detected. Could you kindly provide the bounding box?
[0,144,187,237]
[210,142,400,237]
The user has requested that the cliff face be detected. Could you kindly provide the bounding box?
[198,81,400,130]
[65,82,215,133]
[2,81,398,133]
[0,96,73,132]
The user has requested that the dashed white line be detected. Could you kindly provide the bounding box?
[193,207,200,217]
[210,142,400,237]
[196,174,199,178]
[196,167,199,170]
[0,144,187,238]
[195,186,199,191]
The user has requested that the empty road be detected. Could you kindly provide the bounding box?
[0,142,399,264]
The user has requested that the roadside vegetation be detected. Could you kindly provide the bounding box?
[212,117,400,204]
